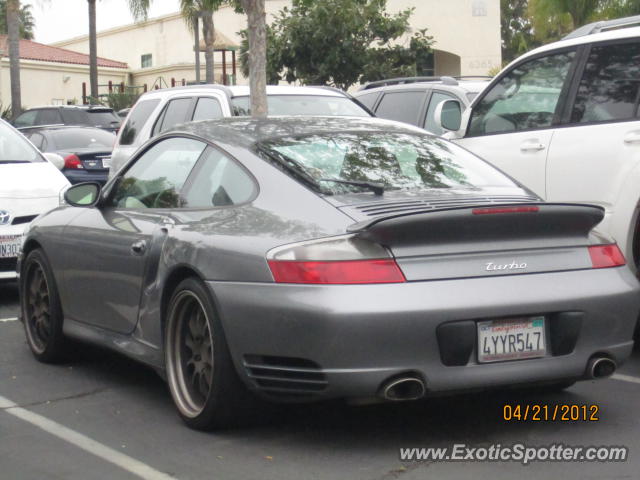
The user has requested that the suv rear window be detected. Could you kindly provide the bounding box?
[60,109,90,125]
[87,110,120,127]
[119,99,161,145]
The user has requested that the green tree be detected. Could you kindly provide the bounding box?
[240,0,434,91]
[0,1,34,39]
[528,0,610,41]
[501,0,538,63]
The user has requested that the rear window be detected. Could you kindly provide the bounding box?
[119,99,160,145]
[60,109,90,125]
[49,129,116,150]
[0,122,42,163]
[231,95,370,117]
[258,131,514,195]
[87,110,120,127]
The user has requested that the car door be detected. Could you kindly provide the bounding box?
[546,40,640,210]
[61,136,209,334]
[454,49,578,198]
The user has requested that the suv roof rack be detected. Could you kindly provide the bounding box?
[562,15,640,40]
[359,75,493,91]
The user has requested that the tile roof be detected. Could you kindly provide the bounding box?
[0,35,128,69]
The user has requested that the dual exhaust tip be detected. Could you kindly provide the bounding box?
[380,356,616,401]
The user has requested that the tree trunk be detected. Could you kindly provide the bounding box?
[193,15,200,83]
[202,10,214,84]
[88,0,98,102]
[7,0,21,120]
[240,0,267,118]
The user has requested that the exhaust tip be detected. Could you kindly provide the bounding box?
[588,357,616,379]
[382,376,426,401]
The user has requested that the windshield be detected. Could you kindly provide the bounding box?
[50,128,116,150]
[0,122,42,163]
[258,131,515,195]
[231,95,370,117]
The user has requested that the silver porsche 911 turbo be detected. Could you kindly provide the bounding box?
[18,117,639,430]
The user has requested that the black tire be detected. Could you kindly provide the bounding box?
[164,277,257,430]
[21,248,67,363]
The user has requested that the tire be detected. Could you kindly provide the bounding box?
[164,277,256,430]
[21,248,67,363]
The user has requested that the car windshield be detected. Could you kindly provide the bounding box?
[50,129,116,150]
[258,131,515,195]
[87,110,120,126]
[231,95,370,117]
[0,122,42,163]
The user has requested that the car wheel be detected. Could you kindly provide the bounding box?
[21,249,67,363]
[165,277,256,430]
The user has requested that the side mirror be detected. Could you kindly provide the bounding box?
[435,99,462,132]
[64,182,101,207]
[43,152,65,170]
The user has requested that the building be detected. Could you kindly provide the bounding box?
[0,36,128,109]
[51,0,500,94]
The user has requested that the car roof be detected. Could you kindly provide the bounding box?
[354,80,490,96]
[19,125,114,133]
[139,84,350,101]
[168,116,430,148]
[23,105,114,111]
[509,25,640,65]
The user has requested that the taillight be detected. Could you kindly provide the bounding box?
[589,244,626,269]
[472,206,539,215]
[267,235,406,284]
[64,154,83,169]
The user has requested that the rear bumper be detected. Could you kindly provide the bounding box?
[63,169,108,185]
[208,267,640,401]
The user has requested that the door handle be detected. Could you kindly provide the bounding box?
[520,140,546,152]
[131,240,147,255]
[624,132,640,144]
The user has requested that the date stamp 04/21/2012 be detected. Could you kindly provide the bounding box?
[503,404,599,422]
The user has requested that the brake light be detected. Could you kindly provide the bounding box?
[472,206,539,215]
[64,154,83,169]
[266,235,406,284]
[268,259,405,284]
[588,244,626,268]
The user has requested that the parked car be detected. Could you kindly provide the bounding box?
[0,120,69,281]
[14,105,121,133]
[432,16,640,274]
[354,76,490,134]
[109,85,373,176]
[21,126,116,185]
[19,116,638,430]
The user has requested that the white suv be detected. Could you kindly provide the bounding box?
[109,85,372,176]
[436,16,640,272]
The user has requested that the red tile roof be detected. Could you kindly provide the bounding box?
[0,35,128,69]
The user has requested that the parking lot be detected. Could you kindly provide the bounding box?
[1,282,639,479]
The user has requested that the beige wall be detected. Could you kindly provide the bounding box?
[0,59,128,108]
[53,0,500,87]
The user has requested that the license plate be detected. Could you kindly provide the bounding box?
[102,158,112,168]
[0,234,22,259]
[477,316,546,363]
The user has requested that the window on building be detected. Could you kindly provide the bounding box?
[141,54,153,68]
[417,52,435,77]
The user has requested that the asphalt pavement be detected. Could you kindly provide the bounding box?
[2,281,640,480]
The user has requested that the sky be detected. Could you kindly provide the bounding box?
[23,0,182,44]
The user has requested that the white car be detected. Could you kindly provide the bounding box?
[0,120,69,280]
[109,85,372,176]
[434,16,640,273]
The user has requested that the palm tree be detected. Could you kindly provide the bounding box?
[0,1,35,39]
[238,0,267,117]
[528,0,608,41]
[87,0,98,102]
[6,0,20,119]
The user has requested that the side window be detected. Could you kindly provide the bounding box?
[469,50,576,136]
[111,137,206,209]
[183,148,256,208]
[355,92,379,111]
[119,98,160,145]
[36,109,63,125]
[192,97,223,121]
[424,91,457,134]
[14,110,38,128]
[571,42,640,124]
[153,98,193,136]
[374,91,426,126]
